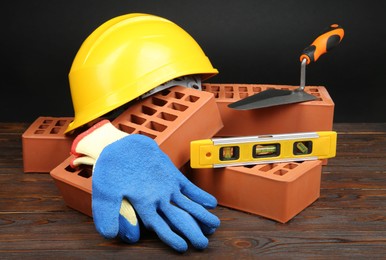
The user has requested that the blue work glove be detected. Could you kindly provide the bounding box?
[70,120,140,244]
[92,134,220,252]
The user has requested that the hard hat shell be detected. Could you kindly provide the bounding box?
[65,13,218,133]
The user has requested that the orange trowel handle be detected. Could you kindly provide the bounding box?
[300,24,344,64]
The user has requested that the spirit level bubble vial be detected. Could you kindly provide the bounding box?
[190,131,337,168]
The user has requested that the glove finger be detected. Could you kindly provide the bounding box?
[172,193,220,230]
[92,192,122,239]
[118,199,140,243]
[199,223,217,235]
[161,203,209,250]
[118,214,140,243]
[139,209,188,253]
[180,179,218,209]
[71,156,96,168]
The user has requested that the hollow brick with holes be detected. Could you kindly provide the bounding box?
[185,160,322,223]
[50,86,224,216]
[202,83,334,136]
[22,117,75,172]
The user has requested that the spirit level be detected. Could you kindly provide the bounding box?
[190,131,337,168]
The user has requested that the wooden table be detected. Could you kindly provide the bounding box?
[1,122,385,259]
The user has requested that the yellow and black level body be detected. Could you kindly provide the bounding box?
[190,131,337,168]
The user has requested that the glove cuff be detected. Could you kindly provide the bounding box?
[70,119,128,167]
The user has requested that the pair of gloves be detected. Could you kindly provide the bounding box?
[70,120,220,252]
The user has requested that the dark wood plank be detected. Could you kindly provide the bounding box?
[0,122,385,258]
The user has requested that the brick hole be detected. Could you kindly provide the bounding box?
[243,164,256,169]
[239,93,249,99]
[152,97,167,107]
[50,127,60,134]
[309,92,322,101]
[239,87,248,92]
[118,124,135,134]
[210,86,220,92]
[43,120,53,124]
[39,125,49,129]
[224,86,234,92]
[309,88,319,92]
[169,102,188,111]
[78,167,92,178]
[34,130,45,134]
[225,93,234,98]
[280,87,290,90]
[146,121,167,132]
[259,164,276,172]
[273,169,288,176]
[253,87,262,93]
[141,105,157,116]
[185,95,199,102]
[65,165,77,173]
[283,163,298,170]
[173,92,185,99]
[160,89,171,96]
[158,112,177,121]
[212,92,219,98]
[139,131,157,140]
[130,115,146,125]
[55,120,67,126]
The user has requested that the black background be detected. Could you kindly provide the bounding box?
[2,0,386,123]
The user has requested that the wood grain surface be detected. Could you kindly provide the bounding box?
[1,122,385,259]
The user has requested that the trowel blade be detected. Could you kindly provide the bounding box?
[228,89,317,110]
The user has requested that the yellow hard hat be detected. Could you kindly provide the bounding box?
[65,13,218,133]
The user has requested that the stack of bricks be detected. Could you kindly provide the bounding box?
[22,84,334,222]
[49,86,223,216]
[187,83,334,222]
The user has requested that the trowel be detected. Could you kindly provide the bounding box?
[228,24,344,110]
